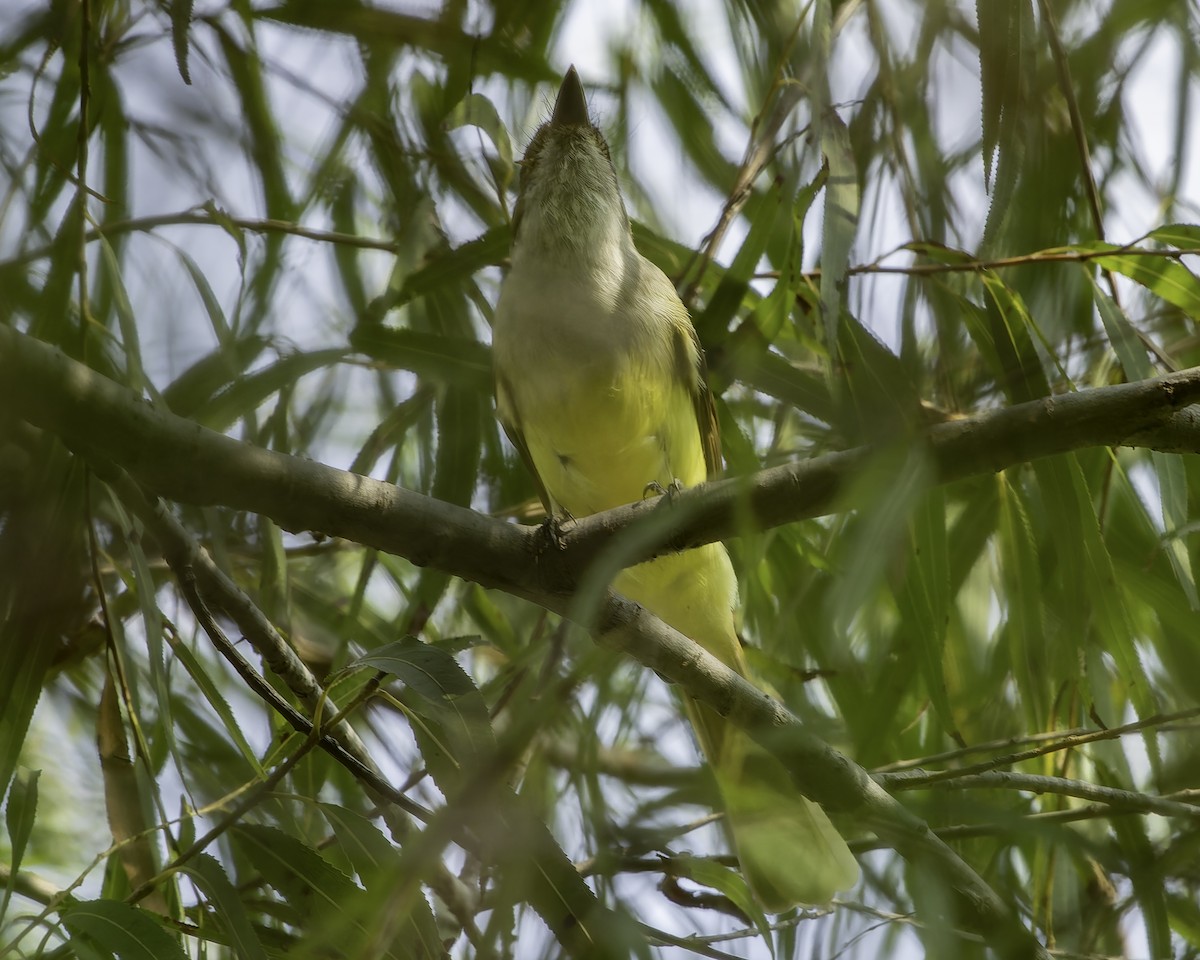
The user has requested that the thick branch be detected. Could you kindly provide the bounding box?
[3,327,1199,604]
[15,328,1199,958]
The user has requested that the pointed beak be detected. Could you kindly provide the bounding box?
[551,65,590,127]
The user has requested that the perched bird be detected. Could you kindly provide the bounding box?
[492,65,859,910]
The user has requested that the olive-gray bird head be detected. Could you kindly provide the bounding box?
[510,66,631,266]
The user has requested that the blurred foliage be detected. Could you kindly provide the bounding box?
[2,0,1200,957]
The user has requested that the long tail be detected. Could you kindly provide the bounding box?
[616,544,859,910]
[686,698,859,910]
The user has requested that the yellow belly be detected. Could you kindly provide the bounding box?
[522,366,706,518]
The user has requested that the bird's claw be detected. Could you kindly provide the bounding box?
[642,478,684,503]
[537,512,574,552]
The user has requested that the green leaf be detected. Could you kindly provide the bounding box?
[894,487,959,742]
[177,854,270,960]
[175,248,233,344]
[1035,455,1160,759]
[737,350,835,425]
[1151,449,1198,609]
[1087,245,1200,319]
[1093,286,1197,608]
[386,226,508,311]
[256,4,549,81]
[168,637,263,773]
[696,178,792,340]
[346,637,492,789]
[196,349,348,432]
[977,0,1029,191]
[319,804,402,879]
[170,0,193,85]
[60,899,187,960]
[673,857,775,953]
[0,631,53,805]
[232,824,359,924]
[446,93,514,193]
[2,767,39,922]
[96,236,148,394]
[978,271,1050,401]
[318,804,444,956]
[1110,785,1171,958]
[1148,222,1200,249]
[162,336,269,418]
[651,69,738,191]
[349,326,491,390]
[819,110,859,360]
[997,478,1049,729]
[830,446,930,633]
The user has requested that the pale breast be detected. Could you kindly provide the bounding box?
[494,253,704,517]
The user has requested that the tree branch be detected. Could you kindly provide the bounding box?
[13,327,1200,957]
[4,326,1199,604]
[881,768,1200,820]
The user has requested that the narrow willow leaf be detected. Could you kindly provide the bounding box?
[349,388,432,476]
[60,899,187,960]
[168,636,262,772]
[1166,890,1200,949]
[672,857,774,953]
[1036,456,1160,766]
[387,226,508,310]
[830,446,930,633]
[998,478,1049,729]
[819,110,858,359]
[175,248,233,344]
[196,349,348,432]
[257,515,290,626]
[128,528,173,756]
[346,637,492,789]
[1094,286,1197,608]
[162,336,268,417]
[737,350,835,424]
[318,804,443,957]
[1151,449,1198,609]
[96,236,147,393]
[232,824,359,923]
[319,804,402,878]
[740,176,816,350]
[1110,787,1172,958]
[697,177,792,339]
[978,271,1050,401]
[170,0,193,85]
[349,326,491,389]
[213,27,294,224]
[101,487,177,772]
[446,93,514,193]
[1088,246,1200,319]
[895,488,959,742]
[257,5,548,80]
[177,854,270,960]
[2,768,39,922]
[30,59,79,225]
[641,0,728,108]
[1149,223,1200,248]
[651,69,738,191]
[977,0,1028,191]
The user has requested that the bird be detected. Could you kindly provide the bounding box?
[491,65,859,911]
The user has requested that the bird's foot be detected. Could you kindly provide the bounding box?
[537,512,574,553]
[642,478,684,503]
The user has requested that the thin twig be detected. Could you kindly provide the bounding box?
[875,707,1200,772]
[880,768,1200,821]
[875,707,1200,789]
